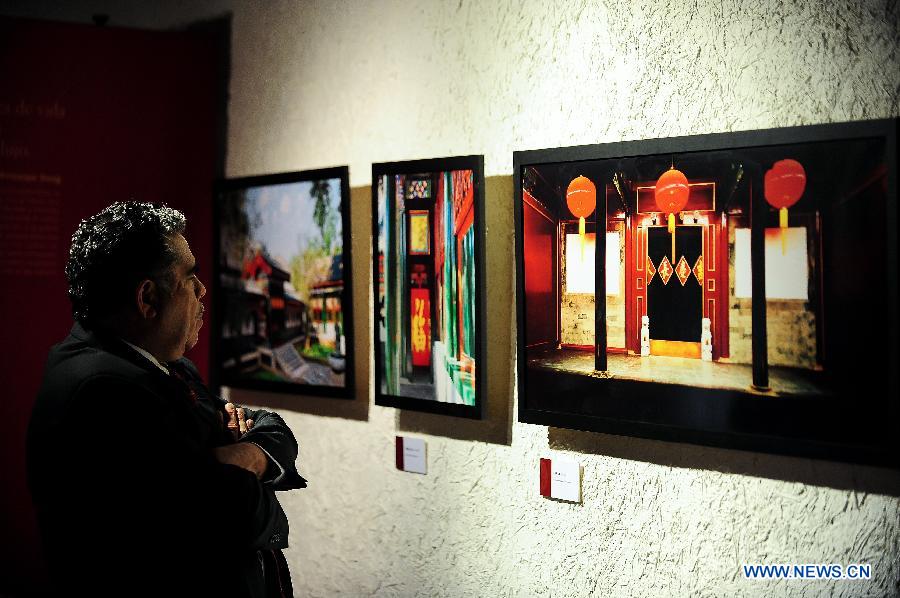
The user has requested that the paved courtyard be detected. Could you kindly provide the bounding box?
[527,346,825,396]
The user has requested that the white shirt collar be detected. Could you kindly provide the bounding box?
[121,339,170,375]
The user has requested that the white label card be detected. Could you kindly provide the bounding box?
[401,437,427,474]
[551,459,581,503]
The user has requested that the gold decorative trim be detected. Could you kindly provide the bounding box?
[635,181,716,214]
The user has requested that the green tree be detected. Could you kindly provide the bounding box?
[311,179,337,254]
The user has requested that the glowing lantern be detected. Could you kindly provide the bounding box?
[566,175,596,257]
[764,159,806,254]
[655,167,690,262]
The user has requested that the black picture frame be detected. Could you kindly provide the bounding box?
[514,119,898,465]
[212,167,354,399]
[372,155,486,418]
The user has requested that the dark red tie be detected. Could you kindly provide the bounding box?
[168,363,199,403]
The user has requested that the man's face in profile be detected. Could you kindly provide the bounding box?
[154,233,206,361]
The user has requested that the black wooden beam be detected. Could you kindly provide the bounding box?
[595,182,608,372]
[750,171,769,390]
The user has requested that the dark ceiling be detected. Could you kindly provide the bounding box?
[525,137,887,220]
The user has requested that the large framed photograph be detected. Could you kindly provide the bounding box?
[514,119,898,464]
[373,156,486,418]
[213,167,354,398]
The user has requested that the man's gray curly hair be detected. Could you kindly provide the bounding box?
[65,201,186,324]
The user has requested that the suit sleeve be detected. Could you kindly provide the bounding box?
[66,375,288,552]
[238,406,307,491]
[177,358,306,491]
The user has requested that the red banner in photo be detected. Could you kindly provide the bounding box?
[410,288,431,366]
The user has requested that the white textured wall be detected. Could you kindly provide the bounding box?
[224,3,900,596]
[5,1,899,596]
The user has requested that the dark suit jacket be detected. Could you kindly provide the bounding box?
[27,323,305,597]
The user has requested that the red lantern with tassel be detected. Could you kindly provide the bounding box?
[655,167,690,262]
[764,159,806,254]
[566,175,596,258]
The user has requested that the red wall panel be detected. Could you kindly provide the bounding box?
[0,17,221,593]
[522,191,556,346]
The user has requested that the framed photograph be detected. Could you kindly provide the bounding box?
[213,167,354,398]
[514,119,898,464]
[373,156,486,418]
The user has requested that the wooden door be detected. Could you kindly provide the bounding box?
[627,216,729,359]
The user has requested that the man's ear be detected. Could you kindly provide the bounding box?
[135,279,159,319]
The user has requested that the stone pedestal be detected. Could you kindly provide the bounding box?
[640,315,650,356]
[701,317,712,361]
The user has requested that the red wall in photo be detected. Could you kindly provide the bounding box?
[0,17,221,594]
[522,190,556,346]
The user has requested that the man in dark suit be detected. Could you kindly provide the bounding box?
[27,202,304,597]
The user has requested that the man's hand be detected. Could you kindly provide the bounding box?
[224,402,254,441]
[215,403,265,478]
[212,443,268,479]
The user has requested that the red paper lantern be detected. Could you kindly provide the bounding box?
[566,175,596,220]
[765,159,806,253]
[566,176,596,255]
[764,159,806,210]
[655,167,690,261]
[655,167,690,221]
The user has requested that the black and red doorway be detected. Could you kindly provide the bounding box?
[626,182,729,362]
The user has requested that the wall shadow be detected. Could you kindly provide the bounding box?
[397,175,515,445]
[549,427,900,496]
[231,184,372,422]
